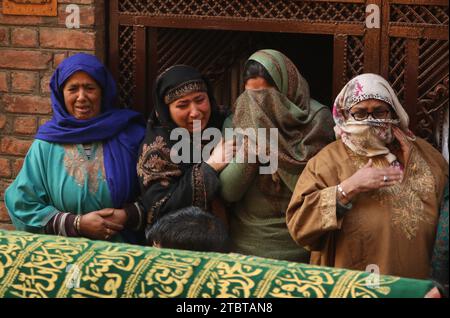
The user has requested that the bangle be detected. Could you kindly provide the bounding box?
[337,184,348,199]
[74,215,81,235]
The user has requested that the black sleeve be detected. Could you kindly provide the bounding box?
[139,162,220,225]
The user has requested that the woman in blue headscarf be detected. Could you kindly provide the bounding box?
[4,53,146,243]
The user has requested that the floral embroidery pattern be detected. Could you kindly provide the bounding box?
[347,145,435,240]
[192,164,207,211]
[63,144,105,194]
[354,80,363,97]
[320,186,338,230]
[137,136,182,188]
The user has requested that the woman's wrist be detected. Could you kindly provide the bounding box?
[78,215,85,237]
[339,179,359,202]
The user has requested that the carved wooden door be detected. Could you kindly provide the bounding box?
[108,0,448,148]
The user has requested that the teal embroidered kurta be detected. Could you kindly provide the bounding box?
[5,139,113,233]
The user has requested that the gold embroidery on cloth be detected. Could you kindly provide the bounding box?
[63,144,106,194]
[346,146,435,240]
[319,186,337,229]
[0,231,427,298]
[329,270,399,298]
[137,136,182,188]
[192,164,207,211]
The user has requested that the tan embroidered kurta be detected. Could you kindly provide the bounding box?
[286,138,448,279]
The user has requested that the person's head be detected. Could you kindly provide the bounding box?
[243,60,276,90]
[154,65,219,133]
[50,53,117,121]
[147,206,230,253]
[62,71,102,120]
[332,73,413,160]
[333,73,409,130]
[244,49,310,107]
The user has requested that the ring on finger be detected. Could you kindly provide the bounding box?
[105,228,111,240]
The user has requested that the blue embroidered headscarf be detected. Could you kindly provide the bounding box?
[35,53,145,207]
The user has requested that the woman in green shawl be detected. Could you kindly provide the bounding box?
[220,49,335,262]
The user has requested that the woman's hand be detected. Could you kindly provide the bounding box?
[79,208,124,240]
[424,287,442,298]
[102,208,128,227]
[206,139,236,172]
[339,159,403,202]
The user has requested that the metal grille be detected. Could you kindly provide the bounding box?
[389,37,406,103]
[118,26,136,109]
[416,39,449,146]
[154,29,334,107]
[156,28,250,84]
[390,4,449,25]
[119,0,365,23]
[345,36,364,83]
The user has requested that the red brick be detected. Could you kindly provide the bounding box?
[53,52,67,68]
[58,0,94,4]
[0,223,15,230]
[0,202,11,223]
[0,158,11,178]
[0,223,15,231]
[0,50,52,70]
[2,95,52,114]
[40,28,95,50]
[0,114,7,130]
[13,158,24,177]
[1,136,33,156]
[68,50,95,57]
[0,179,14,200]
[14,116,37,135]
[0,71,8,92]
[40,72,52,94]
[58,5,95,27]
[11,71,37,93]
[0,26,9,46]
[0,14,44,25]
[11,28,38,47]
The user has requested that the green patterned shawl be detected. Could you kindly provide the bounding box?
[233,50,335,190]
[0,230,434,298]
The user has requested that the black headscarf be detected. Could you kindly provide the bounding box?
[149,64,224,133]
[137,65,226,197]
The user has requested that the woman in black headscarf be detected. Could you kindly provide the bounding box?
[124,65,233,243]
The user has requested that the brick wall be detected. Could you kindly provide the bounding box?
[0,0,105,230]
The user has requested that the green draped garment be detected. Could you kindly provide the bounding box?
[0,230,434,298]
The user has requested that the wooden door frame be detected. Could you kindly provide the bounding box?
[107,0,448,147]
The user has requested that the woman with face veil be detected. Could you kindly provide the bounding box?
[286,73,448,279]
[220,49,335,262]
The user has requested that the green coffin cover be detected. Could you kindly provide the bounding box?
[0,230,434,298]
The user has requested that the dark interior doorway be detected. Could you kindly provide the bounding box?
[152,28,334,112]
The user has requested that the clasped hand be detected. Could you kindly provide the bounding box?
[78,208,127,240]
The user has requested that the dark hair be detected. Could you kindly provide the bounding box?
[243,60,277,88]
[147,206,230,253]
